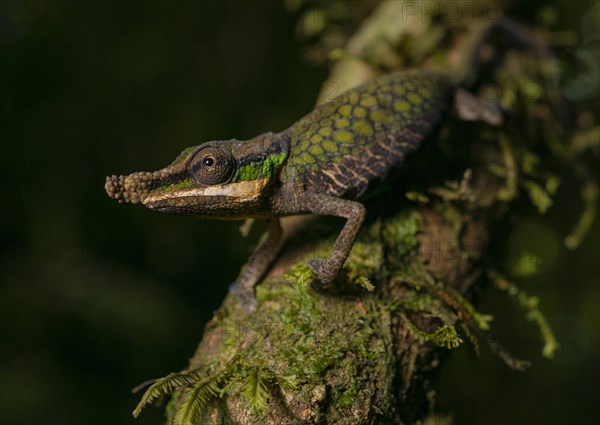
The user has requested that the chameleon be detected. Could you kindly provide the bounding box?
[105,19,550,311]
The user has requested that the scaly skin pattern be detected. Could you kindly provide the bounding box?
[268,71,454,298]
[105,70,456,311]
[275,70,452,204]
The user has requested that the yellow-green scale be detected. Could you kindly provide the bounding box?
[285,70,452,180]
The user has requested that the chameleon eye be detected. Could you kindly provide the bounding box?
[190,146,235,185]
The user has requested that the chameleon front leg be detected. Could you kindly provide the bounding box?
[300,193,366,287]
[229,217,283,311]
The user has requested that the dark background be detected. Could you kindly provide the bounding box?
[0,1,598,424]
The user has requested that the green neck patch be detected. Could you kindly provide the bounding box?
[233,152,287,182]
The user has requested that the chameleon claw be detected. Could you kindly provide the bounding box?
[229,281,258,312]
[306,258,333,291]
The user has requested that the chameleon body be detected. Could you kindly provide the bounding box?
[105,20,547,311]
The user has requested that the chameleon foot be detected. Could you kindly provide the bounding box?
[229,281,258,312]
[307,258,335,290]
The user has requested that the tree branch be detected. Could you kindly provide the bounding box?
[132,2,594,424]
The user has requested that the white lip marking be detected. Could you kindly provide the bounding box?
[143,178,269,204]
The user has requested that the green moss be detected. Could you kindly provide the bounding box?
[403,318,463,349]
[406,191,430,203]
[491,272,559,359]
[241,368,272,415]
[522,179,553,213]
[284,263,316,288]
[382,209,422,260]
[139,45,587,419]
[139,253,394,419]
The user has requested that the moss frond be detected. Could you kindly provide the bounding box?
[522,179,554,213]
[487,338,532,371]
[354,275,375,292]
[241,368,272,415]
[133,370,204,418]
[491,272,560,359]
[172,372,228,425]
[442,287,494,331]
[401,314,463,349]
[565,169,598,249]
[285,263,316,287]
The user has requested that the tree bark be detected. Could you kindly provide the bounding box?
[132,2,589,424]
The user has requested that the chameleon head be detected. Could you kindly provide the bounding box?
[105,132,288,218]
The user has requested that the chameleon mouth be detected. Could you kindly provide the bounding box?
[142,178,270,204]
[105,171,172,204]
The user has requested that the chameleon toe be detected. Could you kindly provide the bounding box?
[306,258,333,288]
[306,258,325,275]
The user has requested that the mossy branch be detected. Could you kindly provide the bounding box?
[131,2,595,424]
